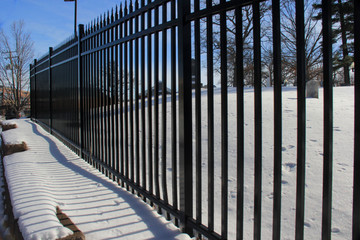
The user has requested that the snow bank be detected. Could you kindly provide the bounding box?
[1,131,23,147]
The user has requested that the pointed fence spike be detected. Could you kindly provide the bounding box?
[115,5,119,19]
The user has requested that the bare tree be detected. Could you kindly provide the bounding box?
[281,0,323,85]
[200,2,272,87]
[0,20,34,118]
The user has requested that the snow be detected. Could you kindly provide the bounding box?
[2,119,190,240]
[197,86,354,240]
[1,125,25,145]
[1,86,355,240]
[1,120,17,127]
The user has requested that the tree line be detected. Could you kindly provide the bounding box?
[202,0,354,87]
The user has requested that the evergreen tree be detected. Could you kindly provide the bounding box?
[313,0,354,85]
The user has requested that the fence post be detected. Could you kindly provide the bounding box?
[30,64,33,120]
[34,59,37,120]
[353,0,360,238]
[78,24,84,157]
[49,47,53,133]
[177,0,193,236]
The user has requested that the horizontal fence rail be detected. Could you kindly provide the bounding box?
[29,0,358,239]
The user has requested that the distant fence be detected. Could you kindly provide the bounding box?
[30,0,359,239]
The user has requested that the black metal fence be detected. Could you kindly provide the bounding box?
[29,0,359,239]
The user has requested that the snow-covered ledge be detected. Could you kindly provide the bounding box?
[2,119,74,240]
[1,121,28,156]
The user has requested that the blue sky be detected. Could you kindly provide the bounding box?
[1,0,124,58]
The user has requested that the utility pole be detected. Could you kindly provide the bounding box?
[64,0,77,36]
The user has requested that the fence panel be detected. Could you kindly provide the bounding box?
[29,0,359,239]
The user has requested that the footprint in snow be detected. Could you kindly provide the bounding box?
[304,222,311,228]
[281,180,289,185]
[283,163,296,172]
[267,192,274,200]
[334,127,341,132]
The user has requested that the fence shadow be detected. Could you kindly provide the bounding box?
[27,119,184,239]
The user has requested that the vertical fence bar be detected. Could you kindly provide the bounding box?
[135,0,140,188]
[108,13,112,176]
[78,24,84,158]
[30,64,33,119]
[105,16,110,175]
[88,31,92,163]
[35,59,37,120]
[178,0,193,235]
[154,4,161,202]
[94,22,98,166]
[96,19,101,170]
[84,32,89,162]
[100,18,105,172]
[33,59,37,119]
[322,1,333,239]
[236,6,244,240]
[206,0,214,232]
[124,3,130,186]
[110,11,116,178]
[253,1,262,239]
[171,0,178,219]
[103,17,107,172]
[115,7,120,176]
[91,24,96,167]
[129,2,135,188]
[103,16,107,171]
[147,5,153,197]
[220,1,228,238]
[272,0,282,238]
[141,0,147,191]
[353,0,360,238]
[87,27,91,163]
[119,6,125,186]
[161,0,169,209]
[49,47,53,133]
[295,0,306,238]
[194,0,202,228]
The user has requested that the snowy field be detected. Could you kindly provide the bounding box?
[1,86,355,240]
[182,86,354,240]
